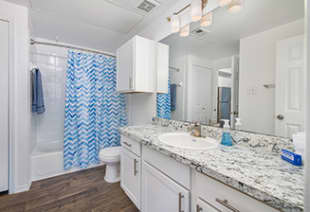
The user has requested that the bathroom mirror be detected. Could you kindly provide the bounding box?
[158,0,305,138]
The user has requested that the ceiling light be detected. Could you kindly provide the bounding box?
[180,24,190,37]
[191,0,202,22]
[218,0,232,7]
[171,14,180,33]
[228,0,243,13]
[200,12,213,27]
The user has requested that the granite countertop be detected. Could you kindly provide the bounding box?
[120,124,304,212]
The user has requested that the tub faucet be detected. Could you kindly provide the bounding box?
[191,122,201,137]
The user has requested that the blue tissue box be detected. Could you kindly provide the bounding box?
[281,149,302,166]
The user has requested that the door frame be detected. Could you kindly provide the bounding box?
[305,0,310,211]
[0,13,16,194]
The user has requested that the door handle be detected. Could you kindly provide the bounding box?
[216,198,240,212]
[178,193,184,212]
[276,114,284,120]
[196,204,203,212]
[133,159,138,176]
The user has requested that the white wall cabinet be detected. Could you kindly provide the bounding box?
[116,35,169,93]
[141,161,190,212]
[121,147,141,209]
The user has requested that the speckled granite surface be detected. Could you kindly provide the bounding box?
[120,124,304,212]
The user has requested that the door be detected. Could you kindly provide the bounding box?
[141,161,190,212]
[189,65,213,124]
[0,20,9,192]
[276,35,304,138]
[120,148,141,209]
[217,87,231,123]
[196,198,219,212]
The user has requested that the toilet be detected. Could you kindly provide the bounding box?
[99,146,122,183]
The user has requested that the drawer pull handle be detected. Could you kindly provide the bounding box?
[123,141,132,148]
[196,204,203,212]
[134,159,138,176]
[216,198,240,212]
[178,193,184,212]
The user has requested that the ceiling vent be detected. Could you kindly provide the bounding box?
[137,0,160,13]
[190,27,210,39]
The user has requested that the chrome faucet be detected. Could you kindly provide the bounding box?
[191,122,201,137]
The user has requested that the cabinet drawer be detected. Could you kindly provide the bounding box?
[121,136,141,156]
[192,171,279,212]
[142,146,191,189]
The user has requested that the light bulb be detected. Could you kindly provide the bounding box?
[228,0,243,13]
[200,12,213,27]
[218,0,232,7]
[191,0,202,22]
[179,24,190,37]
[171,14,180,33]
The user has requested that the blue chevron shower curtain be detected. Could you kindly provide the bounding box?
[156,78,171,119]
[64,51,127,170]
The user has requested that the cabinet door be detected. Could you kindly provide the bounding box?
[156,42,169,93]
[142,161,190,212]
[134,36,156,92]
[195,198,219,212]
[121,148,141,209]
[117,39,134,92]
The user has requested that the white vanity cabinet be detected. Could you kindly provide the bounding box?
[120,136,141,209]
[116,35,169,93]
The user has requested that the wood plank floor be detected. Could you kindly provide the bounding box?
[0,166,139,212]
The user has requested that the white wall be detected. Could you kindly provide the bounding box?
[239,19,304,135]
[0,0,32,193]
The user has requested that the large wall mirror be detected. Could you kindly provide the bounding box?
[158,0,305,138]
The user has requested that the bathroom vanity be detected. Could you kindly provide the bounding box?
[120,122,304,212]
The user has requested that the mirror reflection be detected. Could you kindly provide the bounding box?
[159,0,305,138]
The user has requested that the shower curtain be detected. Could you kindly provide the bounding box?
[156,78,171,119]
[64,51,127,170]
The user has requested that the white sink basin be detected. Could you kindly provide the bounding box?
[158,132,218,150]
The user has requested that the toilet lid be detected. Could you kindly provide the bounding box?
[99,146,122,159]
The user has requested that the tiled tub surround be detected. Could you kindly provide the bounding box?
[120,120,304,212]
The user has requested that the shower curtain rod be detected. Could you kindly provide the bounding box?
[30,39,116,58]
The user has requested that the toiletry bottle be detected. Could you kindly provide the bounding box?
[235,118,242,131]
[221,119,233,146]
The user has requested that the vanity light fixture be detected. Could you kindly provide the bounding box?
[218,0,232,7]
[200,12,213,27]
[191,0,202,21]
[171,14,180,33]
[228,0,243,13]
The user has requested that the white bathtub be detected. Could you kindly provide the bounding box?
[31,140,103,181]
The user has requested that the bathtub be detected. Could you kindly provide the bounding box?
[31,140,103,181]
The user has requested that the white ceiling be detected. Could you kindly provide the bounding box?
[5,0,178,53]
[162,0,304,60]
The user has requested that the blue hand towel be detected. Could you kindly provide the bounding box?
[170,84,177,112]
[32,68,45,114]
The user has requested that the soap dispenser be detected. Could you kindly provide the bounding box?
[221,119,233,146]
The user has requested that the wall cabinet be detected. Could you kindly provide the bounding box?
[116,35,169,93]
[141,161,190,212]
[121,146,141,209]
